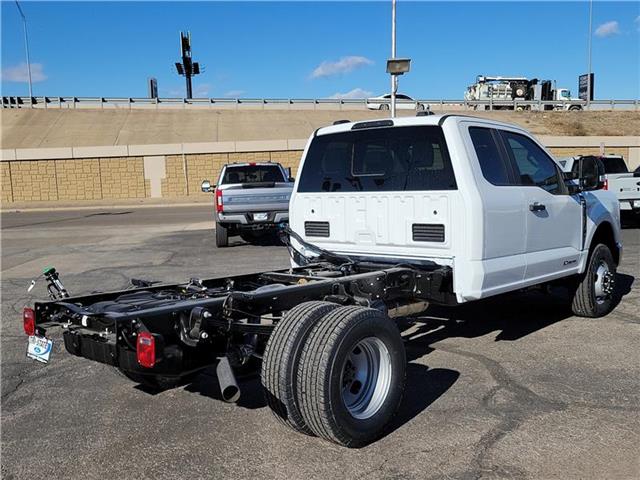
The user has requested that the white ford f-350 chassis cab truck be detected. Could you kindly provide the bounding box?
[26,115,622,448]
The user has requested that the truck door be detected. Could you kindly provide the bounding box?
[498,130,582,283]
[464,125,527,295]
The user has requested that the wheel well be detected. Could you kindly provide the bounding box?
[589,222,619,265]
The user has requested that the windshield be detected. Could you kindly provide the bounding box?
[297,126,456,192]
[221,165,286,184]
[560,90,571,99]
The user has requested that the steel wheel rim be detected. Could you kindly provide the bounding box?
[340,337,392,420]
[594,260,614,305]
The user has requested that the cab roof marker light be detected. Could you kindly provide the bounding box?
[351,119,394,130]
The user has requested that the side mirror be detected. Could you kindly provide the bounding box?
[289,177,295,182]
[579,157,604,191]
[201,180,214,193]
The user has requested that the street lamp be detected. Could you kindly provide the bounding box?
[387,58,411,117]
[15,1,33,100]
[586,0,593,109]
[389,0,411,117]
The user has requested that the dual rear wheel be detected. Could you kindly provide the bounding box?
[261,302,406,447]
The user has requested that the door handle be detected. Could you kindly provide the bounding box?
[529,202,546,212]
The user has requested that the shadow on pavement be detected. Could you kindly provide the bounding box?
[400,273,635,360]
[128,272,635,443]
[385,364,459,438]
[184,366,267,410]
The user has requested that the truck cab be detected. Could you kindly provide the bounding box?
[290,115,621,305]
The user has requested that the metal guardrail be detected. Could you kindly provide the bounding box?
[2,96,639,111]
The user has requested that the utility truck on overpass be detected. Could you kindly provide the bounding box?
[465,75,583,110]
[25,115,621,447]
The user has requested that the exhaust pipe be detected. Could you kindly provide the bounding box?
[216,356,240,403]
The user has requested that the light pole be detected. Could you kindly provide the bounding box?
[586,0,593,109]
[15,1,33,99]
[390,0,397,117]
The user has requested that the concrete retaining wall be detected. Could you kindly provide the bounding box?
[1,137,638,207]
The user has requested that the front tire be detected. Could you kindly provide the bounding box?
[571,243,617,317]
[379,104,389,111]
[297,306,406,447]
[215,222,229,247]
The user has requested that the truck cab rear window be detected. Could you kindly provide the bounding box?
[297,126,457,192]
[600,157,628,174]
[221,165,285,184]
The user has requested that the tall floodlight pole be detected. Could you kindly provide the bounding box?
[15,1,33,99]
[175,32,201,99]
[586,0,593,109]
[390,0,397,117]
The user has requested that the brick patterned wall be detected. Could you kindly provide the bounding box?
[270,150,303,177]
[99,157,146,199]
[56,159,102,200]
[162,155,188,197]
[3,145,632,206]
[10,160,58,202]
[186,153,229,196]
[1,162,12,204]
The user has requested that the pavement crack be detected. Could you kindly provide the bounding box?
[1,378,24,401]
[435,343,566,479]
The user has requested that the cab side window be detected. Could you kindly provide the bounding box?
[469,127,512,185]
[500,131,565,194]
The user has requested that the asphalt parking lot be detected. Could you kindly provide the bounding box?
[1,206,639,480]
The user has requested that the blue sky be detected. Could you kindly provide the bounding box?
[1,1,639,99]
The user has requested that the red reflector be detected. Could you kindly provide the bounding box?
[249,162,256,166]
[137,331,156,368]
[23,307,35,336]
[215,188,223,213]
[603,179,608,190]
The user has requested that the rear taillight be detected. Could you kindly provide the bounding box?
[23,307,35,336]
[603,179,608,190]
[215,188,223,213]
[137,331,156,368]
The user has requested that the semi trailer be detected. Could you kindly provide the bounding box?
[465,75,583,110]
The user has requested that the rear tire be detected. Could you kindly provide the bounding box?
[297,306,406,447]
[262,301,339,435]
[571,243,617,317]
[215,223,228,247]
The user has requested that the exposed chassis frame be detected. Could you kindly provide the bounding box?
[33,261,454,379]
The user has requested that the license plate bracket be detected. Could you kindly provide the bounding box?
[27,335,53,364]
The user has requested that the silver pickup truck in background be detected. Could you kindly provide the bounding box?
[201,162,294,247]
[560,154,640,216]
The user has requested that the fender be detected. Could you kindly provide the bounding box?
[578,190,622,273]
